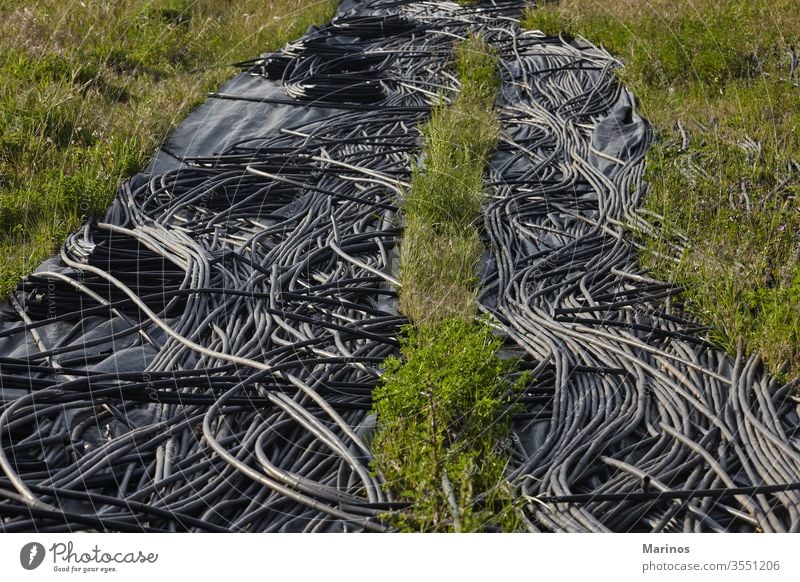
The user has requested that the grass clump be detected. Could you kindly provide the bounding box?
[399,219,484,324]
[399,35,500,323]
[371,35,526,531]
[0,0,337,293]
[372,319,528,532]
[523,1,800,375]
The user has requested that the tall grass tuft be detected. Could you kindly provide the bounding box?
[399,34,499,323]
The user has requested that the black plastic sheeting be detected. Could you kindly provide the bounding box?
[1,0,799,532]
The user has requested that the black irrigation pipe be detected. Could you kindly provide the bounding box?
[538,482,800,505]
[19,484,232,532]
[0,0,798,533]
[208,93,432,112]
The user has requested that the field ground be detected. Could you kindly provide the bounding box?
[524,0,800,377]
[0,0,337,293]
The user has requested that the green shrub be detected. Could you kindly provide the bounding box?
[373,35,526,531]
[371,319,528,532]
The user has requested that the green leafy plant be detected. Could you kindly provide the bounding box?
[372,35,527,531]
[372,319,528,532]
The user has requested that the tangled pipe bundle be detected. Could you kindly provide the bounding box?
[485,30,800,532]
[1,0,799,532]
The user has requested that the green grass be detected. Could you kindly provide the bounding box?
[371,35,526,532]
[371,320,527,532]
[523,0,800,376]
[399,35,500,323]
[0,0,337,293]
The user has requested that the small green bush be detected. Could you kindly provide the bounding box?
[371,319,528,532]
